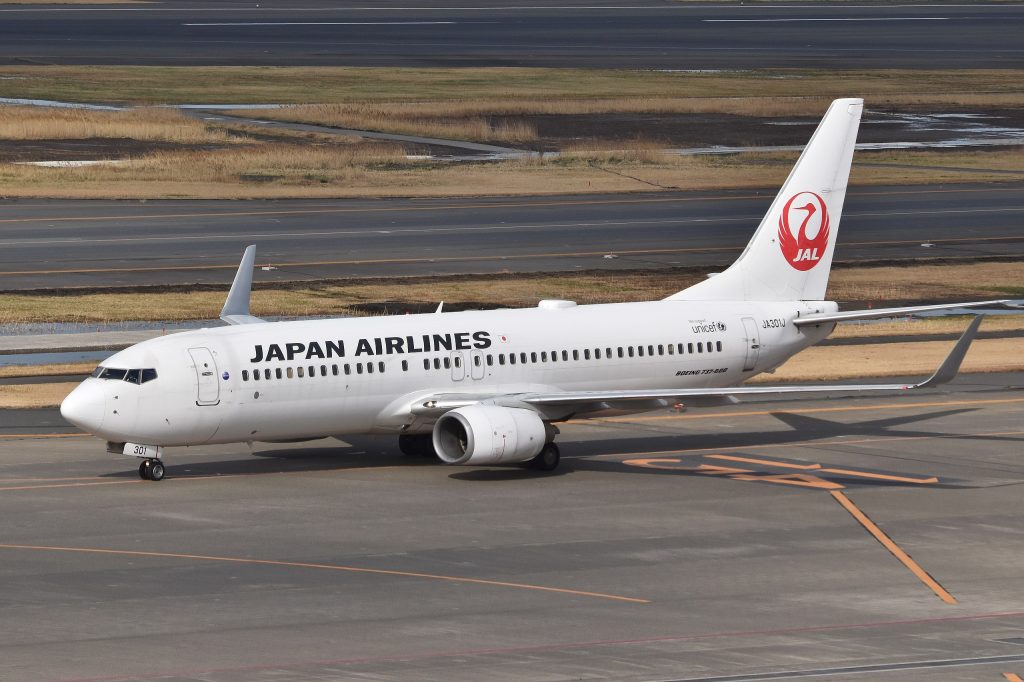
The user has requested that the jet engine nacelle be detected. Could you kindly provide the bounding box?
[432,405,547,465]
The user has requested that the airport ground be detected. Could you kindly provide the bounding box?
[1,374,1022,681]
[1,3,1022,680]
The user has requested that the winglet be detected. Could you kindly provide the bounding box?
[220,245,264,325]
[915,315,984,388]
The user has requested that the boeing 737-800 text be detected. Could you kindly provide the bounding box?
[60,99,1005,481]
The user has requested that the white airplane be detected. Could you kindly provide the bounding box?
[61,98,1006,481]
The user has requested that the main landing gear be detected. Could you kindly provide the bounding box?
[526,442,560,472]
[398,433,438,458]
[138,459,165,481]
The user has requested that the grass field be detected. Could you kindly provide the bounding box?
[0,261,1019,325]
[3,66,1024,107]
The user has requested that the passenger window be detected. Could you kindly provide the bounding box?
[688,343,694,354]
[499,354,506,366]
[617,347,624,358]
[550,351,557,363]
[697,342,704,353]
[333,364,339,376]
[474,355,481,366]
[582,349,589,360]
[125,369,141,384]
[423,359,430,370]
[531,352,537,363]
[252,370,259,382]
[454,356,462,368]
[297,367,305,378]
[678,343,685,354]
[276,368,283,379]
[648,345,654,356]
[321,365,327,376]
[509,354,516,365]
[287,367,294,379]
[379,361,385,373]
[572,350,579,361]
[628,347,634,357]
[717,341,723,352]
[308,365,315,377]
[443,357,451,369]
[433,358,441,370]
[367,363,374,374]
[486,354,494,366]
[520,352,527,364]
[541,351,547,362]
[639,346,645,357]
[667,344,674,355]
[402,360,408,371]
[561,350,568,361]
[594,349,601,360]
[242,370,249,382]
[658,344,664,355]
[356,363,363,374]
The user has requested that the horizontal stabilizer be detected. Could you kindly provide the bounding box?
[793,299,1008,326]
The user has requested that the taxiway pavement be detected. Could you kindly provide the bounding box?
[1,1,1022,69]
[0,373,1022,681]
[2,183,1022,290]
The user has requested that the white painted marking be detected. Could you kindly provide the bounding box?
[183,22,458,27]
[705,17,949,23]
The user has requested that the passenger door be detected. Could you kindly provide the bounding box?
[189,347,221,405]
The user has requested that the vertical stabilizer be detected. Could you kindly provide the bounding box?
[668,98,863,302]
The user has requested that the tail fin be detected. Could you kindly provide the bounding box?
[668,98,863,302]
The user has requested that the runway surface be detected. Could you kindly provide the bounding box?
[0,183,1021,290]
[1,373,1022,681]
[1,1,1022,69]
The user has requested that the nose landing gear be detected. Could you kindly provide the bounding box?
[138,459,165,481]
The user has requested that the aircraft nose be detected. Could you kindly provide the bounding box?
[60,382,105,433]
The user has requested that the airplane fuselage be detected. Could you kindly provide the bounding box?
[67,299,836,448]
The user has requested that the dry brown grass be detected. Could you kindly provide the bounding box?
[0,362,95,378]
[4,66,1022,108]
[751,338,1024,383]
[0,261,1018,324]
[0,106,232,143]
[0,382,78,409]
[4,145,1021,200]
[244,104,538,143]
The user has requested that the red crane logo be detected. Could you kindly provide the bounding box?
[778,191,830,271]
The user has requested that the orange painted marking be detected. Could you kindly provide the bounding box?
[830,490,957,605]
[819,468,938,485]
[1003,674,1023,682]
[0,543,650,604]
[708,454,822,470]
[0,433,87,439]
[733,473,843,490]
[0,480,141,492]
[695,464,751,475]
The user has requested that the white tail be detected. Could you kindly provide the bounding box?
[668,98,863,302]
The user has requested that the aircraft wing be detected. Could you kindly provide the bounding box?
[412,316,983,418]
[792,299,1008,326]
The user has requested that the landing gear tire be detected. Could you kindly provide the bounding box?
[398,434,437,458]
[138,459,165,481]
[528,443,560,471]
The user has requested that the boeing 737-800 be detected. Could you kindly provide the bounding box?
[60,98,1006,481]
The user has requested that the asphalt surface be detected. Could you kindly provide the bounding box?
[0,183,1021,290]
[1,373,1022,681]
[1,1,1022,69]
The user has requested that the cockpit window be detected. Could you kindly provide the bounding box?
[92,366,158,384]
